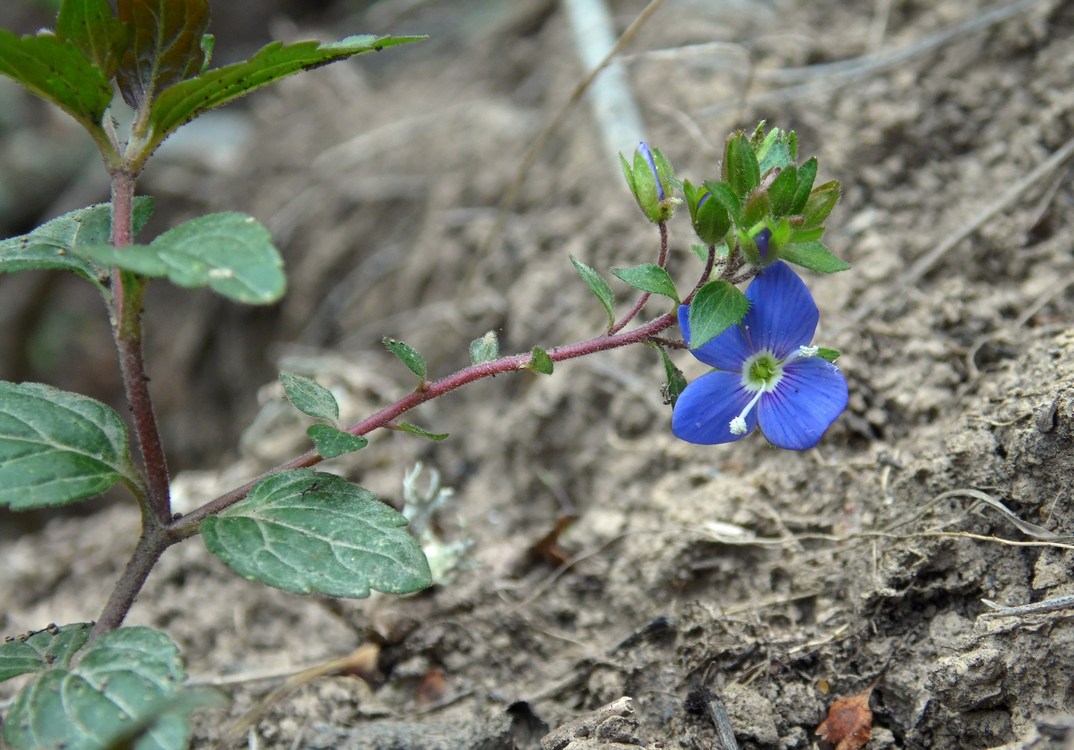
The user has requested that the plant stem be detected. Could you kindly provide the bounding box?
[609,221,669,335]
[90,526,168,639]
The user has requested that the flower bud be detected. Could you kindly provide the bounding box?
[620,142,676,223]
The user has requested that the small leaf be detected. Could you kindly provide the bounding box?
[687,280,750,350]
[767,166,798,217]
[0,199,154,293]
[0,29,112,137]
[383,338,427,379]
[469,330,499,365]
[0,381,139,510]
[142,35,424,165]
[654,345,686,406]
[816,686,874,750]
[611,263,679,302]
[802,180,841,229]
[201,469,432,598]
[570,256,615,329]
[395,423,449,441]
[780,241,850,274]
[279,371,339,423]
[0,623,93,683]
[526,346,554,375]
[791,157,818,214]
[3,626,195,750]
[817,347,841,362]
[701,180,742,225]
[80,212,286,304]
[57,0,130,79]
[722,132,760,199]
[116,0,211,110]
[306,424,368,459]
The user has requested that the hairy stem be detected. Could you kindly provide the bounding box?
[609,222,669,335]
[90,527,168,639]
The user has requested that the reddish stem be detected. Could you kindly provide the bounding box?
[609,222,670,335]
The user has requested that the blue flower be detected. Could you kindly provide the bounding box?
[672,262,848,450]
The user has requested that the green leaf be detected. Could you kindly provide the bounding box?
[817,347,841,362]
[780,241,850,274]
[687,280,750,350]
[767,166,798,217]
[201,469,432,598]
[722,132,760,199]
[279,371,338,423]
[611,263,679,302]
[383,338,427,379]
[0,381,139,510]
[0,199,154,293]
[526,346,554,375]
[3,626,196,750]
[0,29,113,138]
[802,180,841,229]
[701,180,742,225]
[57,0,131,79]
[570,256,615,329]
[116,0,210,110]
[395,423,449,441]
[142,35,424,164]
[0,623,93,683]
[469,330,499,365]
[306,424,368,459]
[654,345,686,406]
[80,212,286,304]
[790,157,818,214]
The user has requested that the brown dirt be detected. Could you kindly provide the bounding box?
[4,0,1074,748]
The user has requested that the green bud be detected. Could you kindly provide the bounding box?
[620,142,676,223]
[684,179,731,245]
[739,225,776,267]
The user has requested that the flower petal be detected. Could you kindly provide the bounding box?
[741,262,818,358]
[678,303,752,371]
[672,370,758,445]
[756,358,848,450]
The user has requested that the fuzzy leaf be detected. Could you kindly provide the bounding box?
[526,346,554,375]
[80,212,285,304]
[306,424,368,459]
[469,330,499,365]
[395,423,449,441]
[143,35,424,161]
[116,0,210,110]
[279,371,339,423]
[0,29,113,137]
[2,626,195,750]
[0,623,93,683]
[201,469,432,598]
[655,345,687,406]
[687,280,750,350]
[0,381,139,510]
[57,0,130,79]
[383,338,427,379]
[722,132,760,199]
[780,241,850,274]
[791,157,818,214]
[611,263,679,302]
[570,256,615,329]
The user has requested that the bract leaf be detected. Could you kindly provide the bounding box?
[611,263,679,302]
[0,623,93,683]
[701,180,742,225]
[655,345,686,406]
[526,346,554,375]
[0,381,139,510]
[306,424,368,459]
[722,132,760,199]
[687,280,750,350]
[0,199,154,294]
[3,626,195,750]
[469,330,499,365]
[780,241,851,274]
[201,469,432,597]
[570,256,615,329]
[57,0,130,79]
[791,157,818,214]
[80,212,286,304]
[116,0,210,110]
[383,338,427,379]
[143,35,424,163]
[767,166,798,217]
[279,371,339,423]
[0,29,112,138]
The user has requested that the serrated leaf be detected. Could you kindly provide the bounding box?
[570,256,615,329]
[3,626,194,750]
[201,469,432,598]
[0,381,139,510]
[57,0,130,79]
[306,424,368,459]
[383,338,427,379]
[0,199,154,293]
[526,346,554,375]
[116,0,210,110]
[395,423,449,441]
[469,330,499,365]
[0,29,113,137]
[80,212,286,304]
[611,263,679,302]
[142,35,424,164]
[279,371,339,423]
[0,623,93,683]
[780,241,850,274]
[687,280,750,350]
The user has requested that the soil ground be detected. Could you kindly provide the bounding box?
[3,0,1074,748]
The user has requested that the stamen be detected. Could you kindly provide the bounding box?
[785,345,818,362]
[729,388,764,435]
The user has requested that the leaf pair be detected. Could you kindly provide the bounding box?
[279,371,368,459]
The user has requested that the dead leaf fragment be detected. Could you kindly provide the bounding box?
[816,686,873,750]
